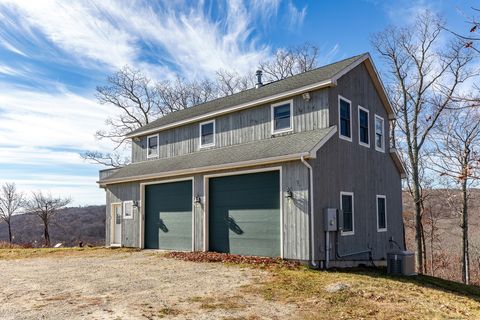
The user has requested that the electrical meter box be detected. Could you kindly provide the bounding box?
[323,208,338,231]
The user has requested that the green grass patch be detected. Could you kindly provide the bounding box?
[251,266,480,319]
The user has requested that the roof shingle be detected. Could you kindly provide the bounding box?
[127,54,365,137]
[100,127,335,184]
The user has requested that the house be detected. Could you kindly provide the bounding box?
[98,53,406,268]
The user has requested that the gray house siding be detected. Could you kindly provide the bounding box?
[311,62,404,261]
[131,89,329,163]
[104,161,310,260]
[105,182,141,247]
[103,59,404,264]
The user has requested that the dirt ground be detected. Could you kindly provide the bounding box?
[0,250,297,320]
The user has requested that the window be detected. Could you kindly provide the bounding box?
[123,201,133,219]
[340,192,354,235]
[271,100,293,134]
[377,195,387,232]
[358,106,369,147]
[338,96,352,141]
[200,120,215,148]
[147,134,159,158]
[375,115,385,152]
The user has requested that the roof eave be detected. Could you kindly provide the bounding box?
[98,151,312,187]
[126,79,334,139]
[389,147,407,178]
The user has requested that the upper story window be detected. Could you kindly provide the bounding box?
[200,120,215,148]
[375,115,385,152]
[338,96,352,141]
[147,134,159,158]
[377,195,387,232]
[358,106,370,147]
[271,100,293,134]
[340,191,354,235]
[123,201,133,219]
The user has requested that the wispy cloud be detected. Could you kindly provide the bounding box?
[0,0,310,205]
[286,1,307,31]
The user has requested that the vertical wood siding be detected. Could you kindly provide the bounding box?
[313,62,404,261]
[105,182,141,247]
[104,162,311,260]
[132,89,329,163]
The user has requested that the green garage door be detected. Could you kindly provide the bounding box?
[209,171,280,257]
[144,180,192,250]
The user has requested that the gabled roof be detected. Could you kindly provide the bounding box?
[126,53,393,138]
[99,126,337,186]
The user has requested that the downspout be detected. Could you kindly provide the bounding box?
[301,155,319,268]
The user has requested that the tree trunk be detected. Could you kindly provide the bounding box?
[412,168,424,274]
[7,221,12,243]
[461,177,470,285]
[43,220,50,247]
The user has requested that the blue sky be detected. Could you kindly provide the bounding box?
[0,0,476,205]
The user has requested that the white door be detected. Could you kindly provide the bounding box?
[112,204,122,245]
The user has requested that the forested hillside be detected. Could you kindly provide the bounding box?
[403,190,480,284]
[0,206,105,246]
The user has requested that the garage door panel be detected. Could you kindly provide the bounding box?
[209,171,280,257]
[144,180,192,250]
[157,211,192,250]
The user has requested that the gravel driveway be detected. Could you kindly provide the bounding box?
[0,250,297,319]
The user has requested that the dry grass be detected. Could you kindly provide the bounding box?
[0,246,139,260]
[250,266,480,319]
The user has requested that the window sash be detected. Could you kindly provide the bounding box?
[123,201,133,219]
[200,122,214,146]
[340,100,351,138]
[341,194,353,232]
[273,103,292,132]
[377,197,386,230]
[147,135,158,156]
[359,109,369,144]
[375,116,384,150]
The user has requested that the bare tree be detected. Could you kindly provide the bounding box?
[84,43,322,168]
[431,108,480,284]
[372,11,474,273]
[82,68,217,167]
[0,183,24,243]
[259,43,320,82]
[24,192,71,247]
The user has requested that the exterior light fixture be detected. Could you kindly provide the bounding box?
[194,195,201,204]
[302,92,311,101]
[285,188,293,199]
[133,200,140,208]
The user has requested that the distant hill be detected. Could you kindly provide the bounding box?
[0,205,105,247]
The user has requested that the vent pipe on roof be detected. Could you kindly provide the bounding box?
[255,70,263,88]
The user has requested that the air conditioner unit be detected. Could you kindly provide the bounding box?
[387,251,416,276]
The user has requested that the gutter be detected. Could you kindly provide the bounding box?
[300,155,318,268]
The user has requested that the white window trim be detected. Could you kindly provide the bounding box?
[374,114,385,153]
[376,195,387,232]
[199,119,216,148]
[340,191,354,236]
[358,105,370,148]
[271,99,294,135]
[338,95,352,142]
[123,200,134,220]
[146,134,159,159]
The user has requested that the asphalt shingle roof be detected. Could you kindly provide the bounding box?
[128,54,365,137]
[100,126,335,184]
